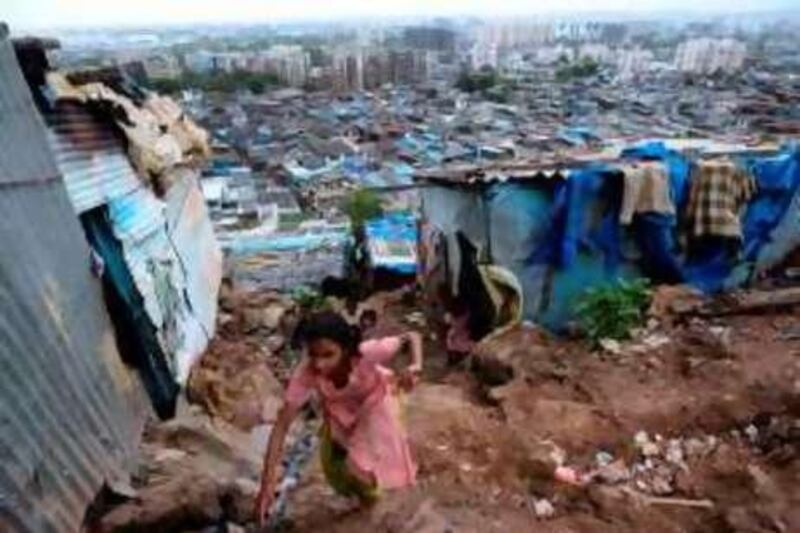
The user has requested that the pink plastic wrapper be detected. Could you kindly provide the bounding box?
[554,466,588,486]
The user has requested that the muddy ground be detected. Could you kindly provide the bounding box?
[90,286,800,533]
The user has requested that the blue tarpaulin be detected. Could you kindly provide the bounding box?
[519,144,800,328]
[225,229,349,255]
[365,212,418,275]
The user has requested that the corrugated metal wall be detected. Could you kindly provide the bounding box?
[0,28,148,532]
[165,168,223,382]
[45,94,221,387]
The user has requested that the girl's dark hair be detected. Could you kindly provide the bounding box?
[297,311,361,356]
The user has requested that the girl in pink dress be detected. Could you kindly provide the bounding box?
[255,311,423,525]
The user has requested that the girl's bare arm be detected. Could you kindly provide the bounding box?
[401,331,424,373]
[255,402,299,524]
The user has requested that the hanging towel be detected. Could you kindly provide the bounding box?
[619,162,675,224]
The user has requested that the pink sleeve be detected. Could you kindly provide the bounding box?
[284,360,315,408]
[359,336,402,365]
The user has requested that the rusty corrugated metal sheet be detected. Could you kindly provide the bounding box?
[46,101,141,214]
[0,27,148,533]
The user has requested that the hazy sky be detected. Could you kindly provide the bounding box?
[5,0,797,30]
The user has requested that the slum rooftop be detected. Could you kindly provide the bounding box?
[413,137,791,185]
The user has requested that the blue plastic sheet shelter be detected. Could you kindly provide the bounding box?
[419,143,800,331]
[365,212,418,275]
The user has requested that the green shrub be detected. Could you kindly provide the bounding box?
[575,279,650,344]
[292,286,327,312]
[342,189,384,231]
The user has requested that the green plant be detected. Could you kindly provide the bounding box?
[575,279,650,344]
[455,68,499,93]
[292,286,327,312]
[342,189,384,231]
[555,57,600,82]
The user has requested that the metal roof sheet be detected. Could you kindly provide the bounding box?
[46,102,142,214]
[107,171,221,383]
[165,169,222,381]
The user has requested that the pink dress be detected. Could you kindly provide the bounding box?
[284,337,417,489]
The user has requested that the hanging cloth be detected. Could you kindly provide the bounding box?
[619,161,675,224]
[687,158,756,239]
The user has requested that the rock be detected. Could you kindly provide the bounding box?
[594,460,630,484]
[642,442,660,457]
[227,477,260,524]
[533,498,555,519]
[683,437,708,459]
[154,448,189,463]
[218,311,234,328]
[587,485,628,516]
[650,469,674,495]
[470,346,518,386]
[595,451,614,467]
[470,325,550,386]
[541,440,567,467]
[665,439,686,468]
[264,334,286,354]
[145,413,262,480]
[187,339,284,430]
[648,285,705,322]
[745,424,759,443]
[600,338,623,355]
[261,304,287,330]
[634,430,650,447]
[241,303,287,333]
[642,334,671,350]
[105,478,139,500]
[681,323,735,359]
[97,473,226,532]
[634,431,660,457]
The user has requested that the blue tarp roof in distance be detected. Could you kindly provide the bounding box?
[365,212,418,275]
[225,228,349,255]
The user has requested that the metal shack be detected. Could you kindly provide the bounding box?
[416,140,800,332]
[0,26,223,531]
[0,26,149,531]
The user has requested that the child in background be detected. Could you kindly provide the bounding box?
[255,311,423,525]
[358,308,378,338]
[442,292,475,366]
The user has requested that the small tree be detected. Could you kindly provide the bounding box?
[342,189,384,232]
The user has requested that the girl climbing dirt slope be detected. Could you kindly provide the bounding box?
[255,311,424,525]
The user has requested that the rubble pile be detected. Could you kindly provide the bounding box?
[88,410,266,531]
[90,286,315,532]
[186,287,300,431]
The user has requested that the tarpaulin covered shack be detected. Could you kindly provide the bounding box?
[416,140,800,331]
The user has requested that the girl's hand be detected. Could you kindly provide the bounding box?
[397,365,422,391]
[254,482,276,527]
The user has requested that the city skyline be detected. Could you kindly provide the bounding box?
[5,0,800,30]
